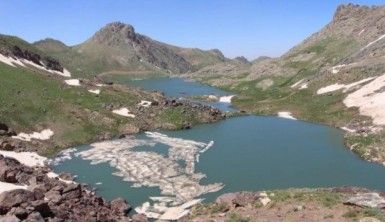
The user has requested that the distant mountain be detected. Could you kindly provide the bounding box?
[34,22,227,77]
[189,4,385,86]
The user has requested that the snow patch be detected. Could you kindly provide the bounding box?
[0,53,71,77]
[208,95,219,100]
[291,79,308,89]
[46,172,74,184]
[291,79,305,88]
[219,95,234,103]
[0,181,27,194]
[112,108,136,118]
[0,150,47,167]
[138,100,152,108]
[341,127,356,133]
[317,77,375,95]
[358,29,365,36]
[344,74,385,125]
[299,83,308,89]
[331,64,347,74]
[277,112,296,120]
[64,79,80,86]
[317,84,346,94]
[0,54,25,67]
[21,59,71,77]
[12,129,54,142]
[361,34,385,51]
[88,89,100,94]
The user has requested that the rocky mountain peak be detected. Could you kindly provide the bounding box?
[333,4,372,23]
[91,21,137,44]
[234,56,250,64]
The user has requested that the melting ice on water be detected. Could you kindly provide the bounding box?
[54,132,223,220]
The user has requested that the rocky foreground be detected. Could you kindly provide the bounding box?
[183,188,385,222]
[0,154,147,222]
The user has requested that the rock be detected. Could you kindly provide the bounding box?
[58,173,72,181]
[216,192,271,208]
[0,190,35,213]
[44,190,62,205]
[232,192,259,207]
[104,81,113,85]
[31,200,52,217]
[25,212,44,222]
[110,198,131,215]
[119,124,140,135]
[359,217,382,222]
[216,193,238,206]
[0,123,9,132]
[0,156,136,221]
[8,207,28,220]
[182,122,192,129]
[32,188,45,200]
[6,130,16,137]
[131,213,148,222]
[258,192,271,206]
[293,205,304,212]
[0,141,15,151]
[345,192,385,208]
[0,215,20,222]
[62,183,81,199]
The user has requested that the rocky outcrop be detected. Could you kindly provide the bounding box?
[0,123,15,137]
[0,35,63,72]
[216,191,271,208]
[185,188,385,222]
[0,154,142,221]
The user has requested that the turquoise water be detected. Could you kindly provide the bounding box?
[54,77,385,208]
[127,77,234,111]
[127,77,228,98]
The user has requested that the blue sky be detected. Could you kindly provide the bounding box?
[1,0,384,59]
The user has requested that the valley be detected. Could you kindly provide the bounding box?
[1,2,385,222]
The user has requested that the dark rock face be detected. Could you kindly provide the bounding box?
[0,39,63,72]
[0,123,9,132]
[0,155,139,221]
[0,123,16,137]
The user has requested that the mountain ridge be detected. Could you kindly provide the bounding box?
[34,21,229,77]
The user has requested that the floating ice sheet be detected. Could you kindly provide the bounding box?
[74,132,223,219]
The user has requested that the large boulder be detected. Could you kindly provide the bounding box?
[61,184,81,200]
[110,198,131,216]
[345,192,385,208]
[0,215,20,222]
[30,200,52,217]
[8,207,28,220]
[216,192,259,207]
[0,189,35,214]
[24,212,44,222]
